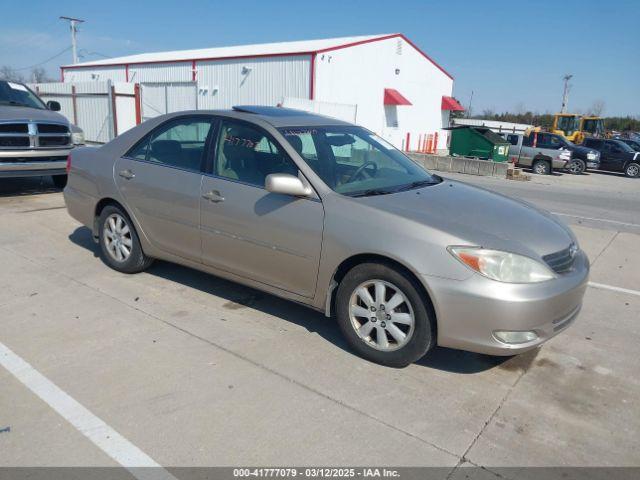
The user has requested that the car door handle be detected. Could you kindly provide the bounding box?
[118,169,135,180]
[202,190,224,203]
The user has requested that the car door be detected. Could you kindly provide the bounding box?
[604,142,629,172]
[114,115,214,261]
[518,133,534,166]
[598,141,620,171]
[200,118,324,298]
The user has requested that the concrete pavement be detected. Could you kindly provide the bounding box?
[0,174,639,477]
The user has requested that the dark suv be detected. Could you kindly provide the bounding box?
[583,138,640,178]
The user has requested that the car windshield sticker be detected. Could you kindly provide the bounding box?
[8,82,28,92]
[282,129,318,136]
[224,135,257,149]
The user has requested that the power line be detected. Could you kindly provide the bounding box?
[12,46,72,71]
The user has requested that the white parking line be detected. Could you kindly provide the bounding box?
[589,282,640,297]
[551,212,640,229]
[0,341,177,480]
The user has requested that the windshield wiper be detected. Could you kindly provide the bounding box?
[346,188,396,197]
[0,100,31,108]
[394,179,440,192]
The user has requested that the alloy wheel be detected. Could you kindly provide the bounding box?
[103,213,133,262]
[569,160,584,175]
[627,164,640,177]
[348,280,415,351]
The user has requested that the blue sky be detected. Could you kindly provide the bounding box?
[1,0,638,116]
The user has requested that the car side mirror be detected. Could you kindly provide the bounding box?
[265,173,312,197]
[46,100,61,111]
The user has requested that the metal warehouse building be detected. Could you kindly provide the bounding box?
[60,33,463,150]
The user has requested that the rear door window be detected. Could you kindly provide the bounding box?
[506,135,519,146]
[126,116,213,172]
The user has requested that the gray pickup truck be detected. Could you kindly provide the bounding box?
[498,131,572,175]
[0,80,84,188]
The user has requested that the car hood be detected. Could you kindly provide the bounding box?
[0,105,70,124]
[568,144,598,157]
[356,179,574,259]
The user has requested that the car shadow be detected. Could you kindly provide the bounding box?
[589,169,628,178]
[0,176,61,197]
[69,225,508,374]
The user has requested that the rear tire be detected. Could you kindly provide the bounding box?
[568,159,586,175]
[532,159,551,175]
[98,205,154,273]
[335,262,435,367]
[52,175,67,189]
[625,162,640,178]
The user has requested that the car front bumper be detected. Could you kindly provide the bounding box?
[586,160,600,169]
[423,250,589,355]
[0,149,70,178]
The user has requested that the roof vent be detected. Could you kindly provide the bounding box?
[396,39,403,55]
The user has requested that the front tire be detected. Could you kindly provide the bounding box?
[98,205,153,273]
[625,162,640,178]
[568,159,586,175]
[335,263,435,367]
[532,159,551,175]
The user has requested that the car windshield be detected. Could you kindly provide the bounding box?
[612,140,635,153]
[0,80,46,109]
[556,115,580,135]
[582,118,605,135]
[552,134,572,147]
[279,126,440,196]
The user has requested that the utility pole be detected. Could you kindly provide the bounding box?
[467,90,474,118]
[60,16,85,64]
[561,74,573,113]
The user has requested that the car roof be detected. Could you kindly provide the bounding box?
[231,106,353,127]
[99,106,355,158]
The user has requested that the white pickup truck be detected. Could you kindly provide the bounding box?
[0,80,84,188]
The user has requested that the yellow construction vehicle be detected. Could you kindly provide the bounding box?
[552,113,605,144]
[580,116,606,138]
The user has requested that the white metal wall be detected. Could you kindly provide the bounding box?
[314,36,454,150]
[283,97,357,123]
[30,81,138,142]
[195,55,310,109]
[31,83,74,121]
[129,62,192,83]
[63,66,126,83]
[140,82,197,121]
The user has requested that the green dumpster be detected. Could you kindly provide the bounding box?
[446,126,510,162]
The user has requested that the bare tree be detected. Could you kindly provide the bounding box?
[588,100,606,116]
[514,102,527,115]
[0,66,25,83]
[30,67,53,83]
[481,108,496,118]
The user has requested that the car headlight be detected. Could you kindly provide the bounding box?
[448,246,555,283]
[71,131,85,145]
[587,153,596,160]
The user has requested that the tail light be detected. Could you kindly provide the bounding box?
[65,154,71,174]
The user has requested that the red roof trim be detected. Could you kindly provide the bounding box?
[61,52,314,70]
[316,33,453,80]
[441,96,465,111]
[384,88,412,106]
[60,34,453,80]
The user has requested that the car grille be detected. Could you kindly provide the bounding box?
[0,121,71,150]
[543,244,578,273]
